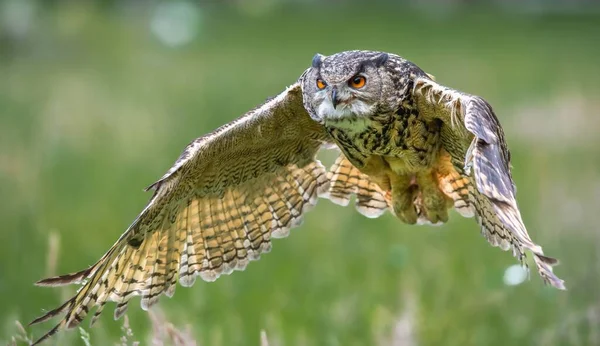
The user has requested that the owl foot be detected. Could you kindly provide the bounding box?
[391,184,419,224]
[414,190,450,225]
[389,171,453,225]
[414,170,454,225]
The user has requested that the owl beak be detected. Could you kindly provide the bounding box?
[331,87,339,109]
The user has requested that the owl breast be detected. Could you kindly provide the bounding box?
[326,105,452,226]
[326,105,443,174]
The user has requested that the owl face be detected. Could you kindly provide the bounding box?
[302,51,391,124]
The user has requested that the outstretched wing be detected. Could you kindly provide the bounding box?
[412,76,565,290]
[30,81,336,344]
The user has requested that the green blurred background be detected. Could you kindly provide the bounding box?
[1,0,599,345]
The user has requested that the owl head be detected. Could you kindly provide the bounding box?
[301,50,395,124]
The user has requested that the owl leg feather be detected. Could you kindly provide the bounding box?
[389,174,419,224]
[414,169,454,225]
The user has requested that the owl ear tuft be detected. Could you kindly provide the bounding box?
[312,53,324,68]
[373,53,389,67]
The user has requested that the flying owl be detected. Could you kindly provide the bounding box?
[30,50,565,344]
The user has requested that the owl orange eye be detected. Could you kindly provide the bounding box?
[349,75,366,89]
[316,79,327,90]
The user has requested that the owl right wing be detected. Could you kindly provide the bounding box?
[326,154,391,218]
[29,79,389,345]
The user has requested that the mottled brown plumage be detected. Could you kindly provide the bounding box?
[30,50,564,345]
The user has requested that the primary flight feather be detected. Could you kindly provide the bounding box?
[30,50,564,345]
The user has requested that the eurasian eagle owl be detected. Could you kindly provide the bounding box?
[30,50,564,345]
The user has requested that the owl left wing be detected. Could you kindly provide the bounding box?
[29,81,341,344]
[412,76,565,290]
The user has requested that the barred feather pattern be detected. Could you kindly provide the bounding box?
[29,162,329,345]
[437,163,475,219]
[177,161,329,286]
[325,154,391,218]
[437,148,556,284]
[413,76,565,290]
[29,81,337,345]
[437,163,518,249]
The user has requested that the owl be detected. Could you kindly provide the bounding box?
[30,50,564,344]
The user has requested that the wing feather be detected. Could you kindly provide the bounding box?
[31,65,560,345]
[326,153,391,218]
[413,76,565,290]
[30,81,333,344]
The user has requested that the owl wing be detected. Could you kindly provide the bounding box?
[30,81,358,344]
[326,153,391,218]
[412,76,565,290]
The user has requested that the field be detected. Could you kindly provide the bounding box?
[1,2,599,345]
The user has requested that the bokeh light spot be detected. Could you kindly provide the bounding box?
[150,1,201,48]
[503,264,528,286]
[0,0,35,40]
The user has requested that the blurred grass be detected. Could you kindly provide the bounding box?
[1,2,600,345]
